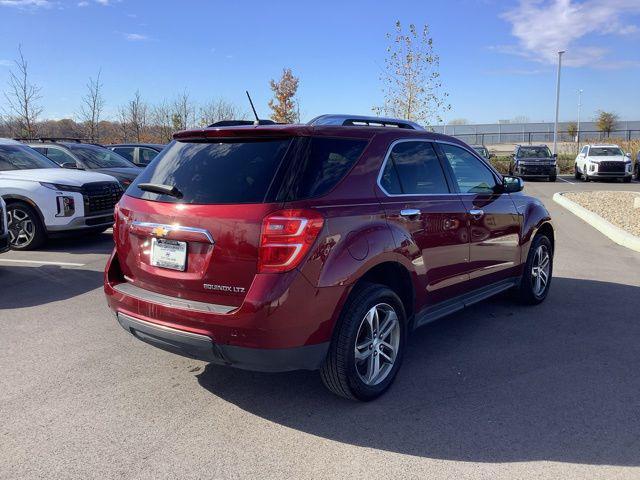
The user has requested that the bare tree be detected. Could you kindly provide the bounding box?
[268,68,300,123]
[171,91,195,131]
[3,45,43,138]
[77,69,105,142]
[124,90,148,142]
[116,106,130,142]
[151,100,174,143]
[373,21,450,125]
[198,99,242,126]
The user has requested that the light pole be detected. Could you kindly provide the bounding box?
[552,50,565,155]
[576,89,583,145]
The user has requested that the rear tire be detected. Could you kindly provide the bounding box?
[6,202,46,250]
[320,283,406,401]
[515,234,553,305]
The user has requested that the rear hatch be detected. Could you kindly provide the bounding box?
[115,127,370,308]
[116,136,292,308]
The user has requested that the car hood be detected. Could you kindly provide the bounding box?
[0,168,119,186]
[587,155,628,162]
[94,167,142,180]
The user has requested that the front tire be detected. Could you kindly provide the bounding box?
[549,175,557,182]
[574,165,580,180]
[320,284,406,401]
[515,234,553,305]
[7,202,46,250]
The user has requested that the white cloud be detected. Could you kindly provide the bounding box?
[0,0,52,7]
[77,1,88,5]
[501,0,640,67]
[0,59,13,67]
[123,32,148,41]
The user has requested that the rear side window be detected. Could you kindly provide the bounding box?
[128,139,292,204]
[279,137,367,201]
[380,141,449,195]
[113,147,135,163]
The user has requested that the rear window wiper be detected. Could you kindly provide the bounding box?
[137,183,183,198]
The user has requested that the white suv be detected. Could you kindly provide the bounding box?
[0,196,9,254]
[0,139,123,250]
[574,144,633,183]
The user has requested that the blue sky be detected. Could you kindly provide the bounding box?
[0,0,639,124]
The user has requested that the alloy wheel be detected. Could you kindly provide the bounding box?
[531,244,550,297]
[354,303,400,386]
[8,208,35,248]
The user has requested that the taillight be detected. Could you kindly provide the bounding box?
[258,209,324,274]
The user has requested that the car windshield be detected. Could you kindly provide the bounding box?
[0,145,59,171]
[590,147,624,157]
[517,146,552,158]
[67,144,136,169]
[473,147,488,158]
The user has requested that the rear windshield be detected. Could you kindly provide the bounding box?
[0,145,59,171]
[127,137,367,204]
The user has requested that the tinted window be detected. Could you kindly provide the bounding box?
[44,147,77,166]
[380,141,449,195]
[473,146,489,158]
[0,145,59,171]
[128,139,292,204]
[67,144,135,169]
[517,146,552,158]
[440,144,497,194]
[113,147,135,163]
[139,147,159,165]
[280,137,367,200]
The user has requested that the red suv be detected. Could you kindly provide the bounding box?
[105,114,554,401]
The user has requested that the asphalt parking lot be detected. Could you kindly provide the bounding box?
[2,177,640,479]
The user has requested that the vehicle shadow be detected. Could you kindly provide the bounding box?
[0,265,104,309]
[197,277,640,466]
[40,231,114,255]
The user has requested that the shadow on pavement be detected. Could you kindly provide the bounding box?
[0,265,104,309]
[197,277,640,466]
[39,231,114,255]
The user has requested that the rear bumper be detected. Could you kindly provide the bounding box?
[104,250,347,372]
[116,312,329,372]
[0,232,9,253]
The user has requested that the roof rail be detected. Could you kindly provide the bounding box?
[308,114,424,131]
[15,137,91,143]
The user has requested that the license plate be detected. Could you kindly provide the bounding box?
[150,238,187,271]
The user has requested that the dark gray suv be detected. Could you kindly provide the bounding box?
[509,145,558,182]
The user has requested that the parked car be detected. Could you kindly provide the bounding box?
[574,144,633,183]
[107,143,165,167]
[470,144,491,160]
[0,139,123,250]
[26,140,143,187]
[635,150,640,180]
[509,144,557,182]
[104,114,554,401]
[0,196,9,254]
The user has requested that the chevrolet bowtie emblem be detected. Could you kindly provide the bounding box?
[152,226,170,237]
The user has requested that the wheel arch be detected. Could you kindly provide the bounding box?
[2,194,47,226]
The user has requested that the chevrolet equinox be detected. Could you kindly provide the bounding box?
[105,114,554,401]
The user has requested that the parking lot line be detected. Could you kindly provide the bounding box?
[0,259,86,267]
[558,177,574,184]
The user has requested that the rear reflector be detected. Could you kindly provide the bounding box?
[258,209,324,273]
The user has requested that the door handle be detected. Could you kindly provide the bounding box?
[469,209,484,219]
[400,209,421,218]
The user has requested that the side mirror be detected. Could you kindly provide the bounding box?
[502,175,524,193]
[552,153,558,158]
[625,152,631,158]
[489,153,495,159]
[61,162,77,169]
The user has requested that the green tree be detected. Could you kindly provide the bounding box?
[567,122,578,140]
[373,21,450,125]
[595,111,618,137]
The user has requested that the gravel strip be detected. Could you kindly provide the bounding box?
[563,191,640,237]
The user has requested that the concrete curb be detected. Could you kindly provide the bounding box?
[553,191,640,253]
